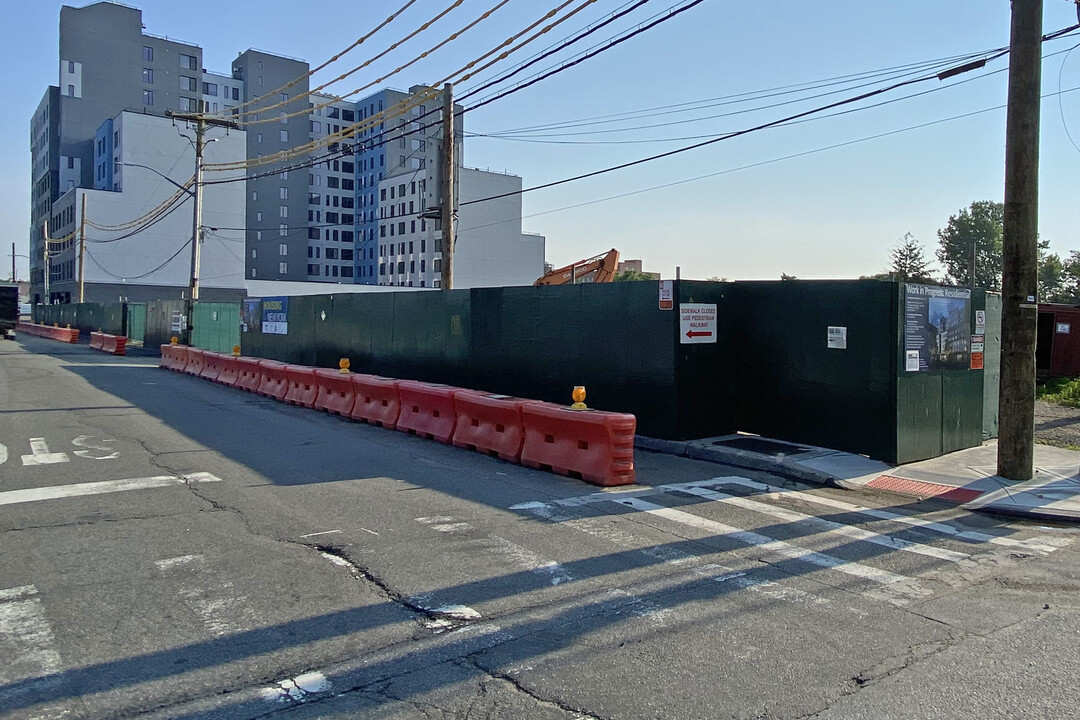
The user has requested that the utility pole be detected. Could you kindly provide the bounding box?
[42,220,50,304]
[439,83,455,291]
[10,242,14,282]
[167,110,235,342]
[78,193,87,303]
[998,0,1043,481]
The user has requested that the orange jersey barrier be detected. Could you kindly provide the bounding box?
[397,381,458,444]
[283,365,318,407]
[256,359,290,400]
[183,348,205,376]
[349,375,401,429]
[313,368,356,416]
[199,352,223,382]
[520,402,636,487]
[451,391,528,463]
[234,356,263,392]
[216,355,241,386]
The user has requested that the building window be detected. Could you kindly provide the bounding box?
[280,130,288,142]
[180,54,197,70]
[280,112,288,125]
[67,85,75,97]
[181,76,197,92]
[280,187,288,200]
[251,249,257,259]
[142,89,154,105]
[310,121,321,133]
[251,268,257,277]
[256,211,263,221]
[279,223,288,237]
[279,262,288,274]
[203,82,218,96]
[179,97,199,112]
[143,46,154,62]
[257,133,263,144]
[280,206,288,218]
[142,68,154,84]
[280,93,289,103]
[256,230,262,240]
[279,243,288,256]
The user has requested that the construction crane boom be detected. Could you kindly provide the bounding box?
[534,249,620,286]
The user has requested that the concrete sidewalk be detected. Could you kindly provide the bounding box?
[637,434,1080,522]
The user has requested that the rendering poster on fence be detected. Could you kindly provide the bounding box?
[261,297,289,335]
[241,299,260,333]
[904,284,971,372]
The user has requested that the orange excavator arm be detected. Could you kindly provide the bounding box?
[534,249,620,286]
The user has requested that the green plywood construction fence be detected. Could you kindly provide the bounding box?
[191,302,241,354]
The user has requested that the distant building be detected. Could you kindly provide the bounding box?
[30,2,544,303]
[617,259,660,279]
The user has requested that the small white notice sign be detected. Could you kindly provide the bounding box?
[658,280,673,310]
[906,350,921,372]
[680,303,717,344]
[827,326,847,349]
[975,309,986,335]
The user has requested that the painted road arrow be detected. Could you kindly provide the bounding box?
[686,331,713,339]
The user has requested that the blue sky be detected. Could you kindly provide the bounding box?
[5,0,1079,282]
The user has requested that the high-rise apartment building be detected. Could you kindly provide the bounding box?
[30,1,543,303]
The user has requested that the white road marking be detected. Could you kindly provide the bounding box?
[0,584,62,683]
[260,671,332,703]
[715,477,1071,554]
[674,485,972,564]
[0,472,222,506]
[299,530,342,538]
[0,443,7,466]
[155,554,255,637]
[409,598,483,620]
[360,527,379,536]
[614,496,930,604]
[71,435,119,460]
[516,502,826,606]
[417,516,573,585]
[20,438,69,466]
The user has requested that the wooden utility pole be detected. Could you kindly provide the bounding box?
[167,110,234,342]
[998,0,1043,481]
[439,84,455,290]
[77,193,87,303]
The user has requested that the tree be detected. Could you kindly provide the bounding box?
[780,273,797,281]
[935,201,1004,290]
[1040,249,1080,304]
[889,233,935,282]
[613,268,655,282]
[704,275,727,282]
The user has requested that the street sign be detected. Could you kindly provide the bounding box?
[680,303,717,344]
[658,280,673,310]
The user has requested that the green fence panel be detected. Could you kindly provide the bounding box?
[191,302,240,353]
[126,303,147,345]
[982,294,1002,439]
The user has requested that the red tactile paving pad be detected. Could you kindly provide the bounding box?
[866,475,984,504]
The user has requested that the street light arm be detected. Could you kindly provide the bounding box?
[114,160,195,198]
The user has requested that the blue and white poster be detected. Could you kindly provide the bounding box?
[904,285,971,371]
[261,297,289,335]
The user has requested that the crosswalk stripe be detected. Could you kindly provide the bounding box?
[613,496,931,603]
[0,584,62,684]
[714,477,1069,554]
[0,472,222,507]
[674,485,971,564]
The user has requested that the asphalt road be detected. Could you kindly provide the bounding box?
[2,336,1079,720]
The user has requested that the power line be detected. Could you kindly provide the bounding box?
[85,238,191,281]
[457,85,1080,235]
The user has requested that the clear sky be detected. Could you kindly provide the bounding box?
[5,0,1079,282]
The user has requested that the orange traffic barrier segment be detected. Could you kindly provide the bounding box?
[256,359,290,400]
[199,352,223,382]
[154,345,636,488]
[349,374,401,429]
[16,322,79,343]
[234,357,262,392]
[283,365,319,408]
[397,380,458,444]
[90,332,104,350]
[520,402,636,487]
[183,348,205,376]
[313,368,356,416]
[216,355,240,386]
[451,391,528,463]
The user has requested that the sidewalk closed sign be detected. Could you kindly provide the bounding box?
[680,303,717,344]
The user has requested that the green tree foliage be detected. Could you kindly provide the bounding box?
[889,233,935,283]
[935,201,1004,290]
[613,268,655,282]
[780,273,797,281]
[1040,249,1080,304]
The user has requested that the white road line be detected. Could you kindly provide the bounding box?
[0,584,62,683]
[674,485,971,564]
[430,522,473,533]
[516,502,826,606]
[0,472,222,506]
[155,554,255,637]
[416,516,456,525]
[299,530,342,539]
[0,443,8,466]
[715,477,1070,554]
[20,438,69,466]
[615,496,930,604]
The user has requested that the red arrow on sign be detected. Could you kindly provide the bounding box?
[686,331,713,339]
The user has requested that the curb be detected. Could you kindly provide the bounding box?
[635,436,839,487]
